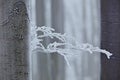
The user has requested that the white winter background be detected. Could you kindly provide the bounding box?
[29,0,102,80]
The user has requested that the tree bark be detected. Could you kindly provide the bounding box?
[101,0,120,80]
[0,0,29,80]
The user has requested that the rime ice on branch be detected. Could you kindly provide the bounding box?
[31,26,112,65]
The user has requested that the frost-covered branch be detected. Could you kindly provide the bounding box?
[31,26,112,65]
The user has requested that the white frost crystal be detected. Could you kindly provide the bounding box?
[31,26,112,65]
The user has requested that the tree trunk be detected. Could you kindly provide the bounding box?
[101,0,120,80]
[51,0,65,80]
[0,0,29,80]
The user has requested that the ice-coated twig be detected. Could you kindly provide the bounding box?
[31,26,113,66]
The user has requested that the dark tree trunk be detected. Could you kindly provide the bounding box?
[0,0,29,80]
[101,0,120,80]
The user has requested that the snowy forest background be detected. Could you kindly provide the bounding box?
[1,0,118,80]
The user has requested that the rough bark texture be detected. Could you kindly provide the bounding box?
[101,0,120,80]
[0,0,29,80]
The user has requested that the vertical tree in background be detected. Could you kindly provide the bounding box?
[101,0,120,80]
[51,0,65,80]
[0,0,29,80]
